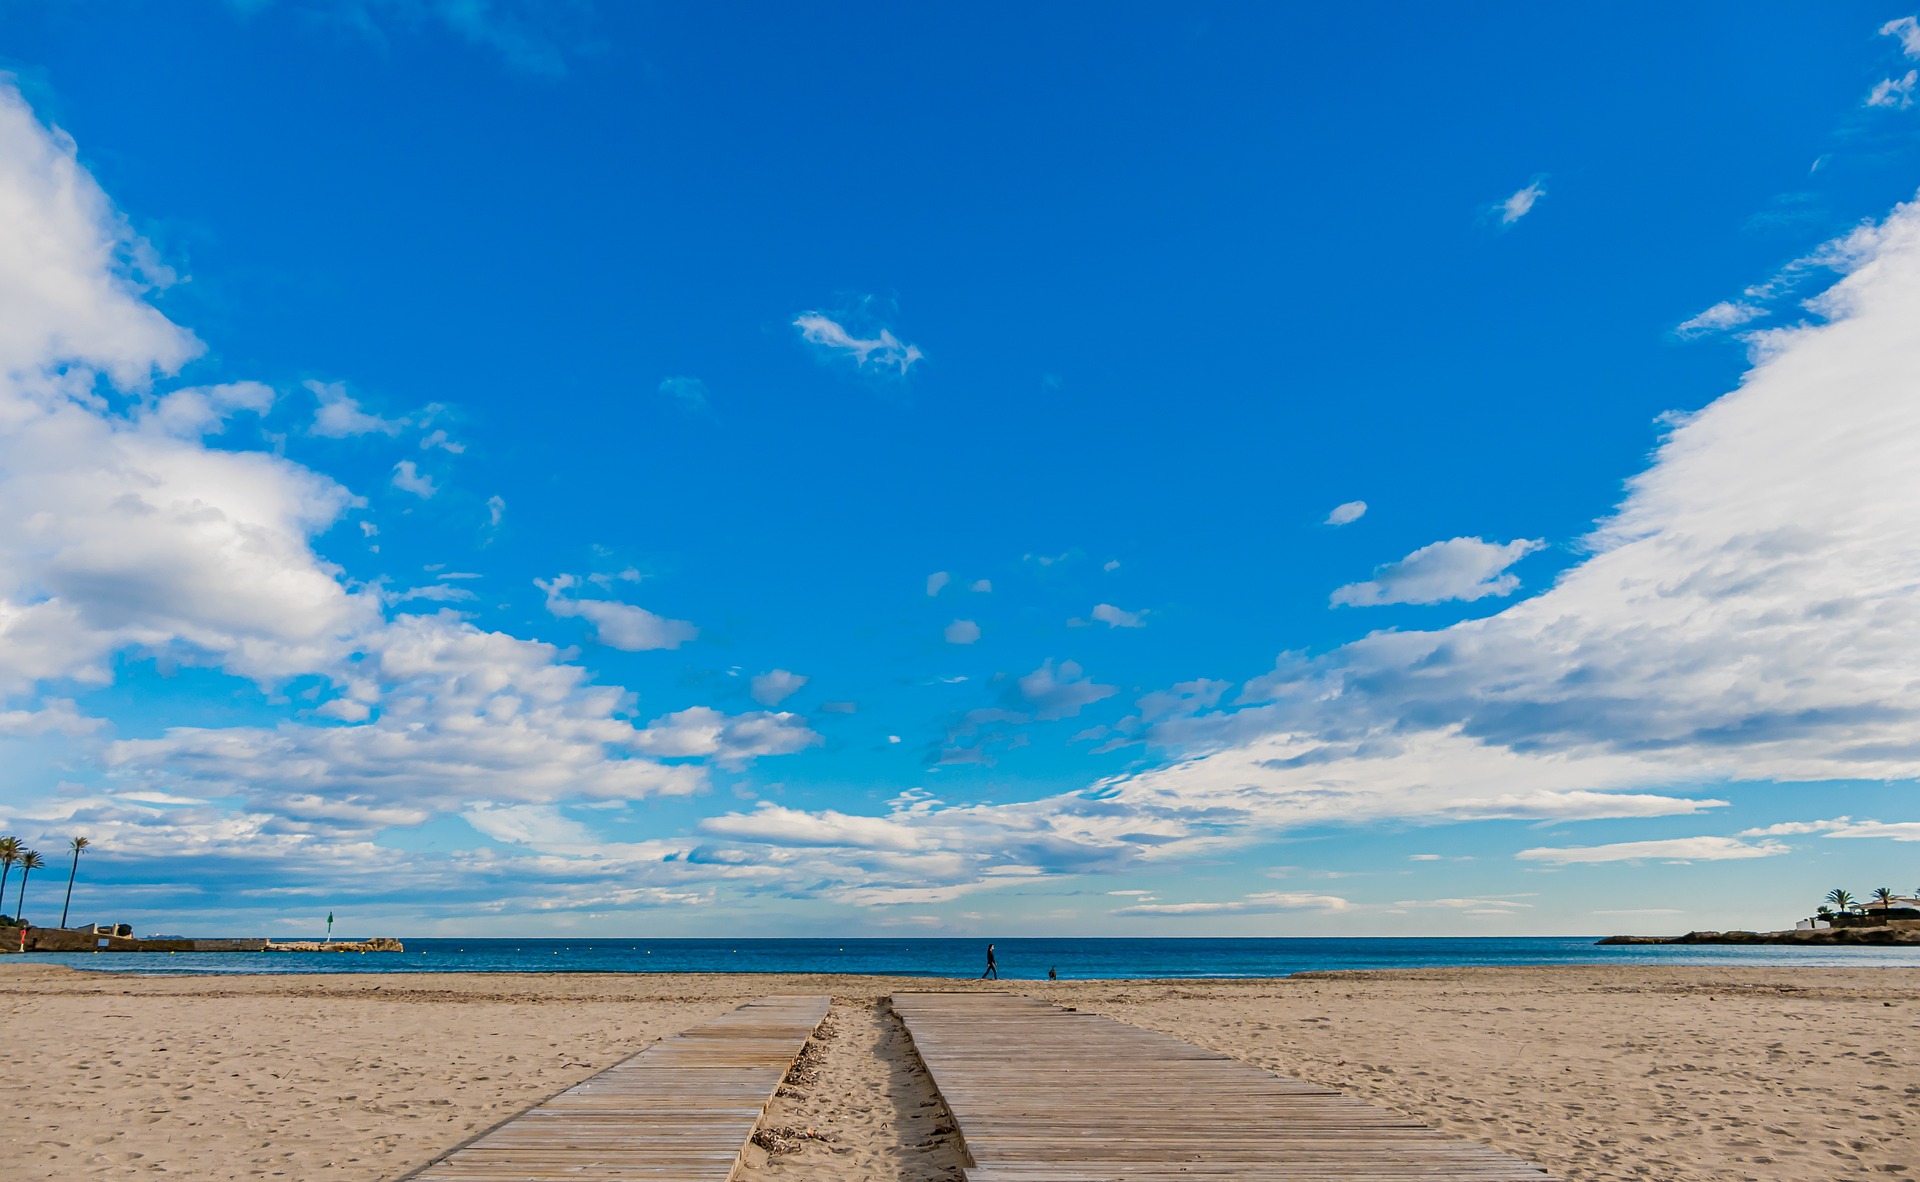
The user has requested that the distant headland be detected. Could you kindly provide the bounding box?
[1600,887,1920,946]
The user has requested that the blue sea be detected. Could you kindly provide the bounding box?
[15,936,1920,977]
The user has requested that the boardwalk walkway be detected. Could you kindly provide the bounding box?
[892,993,1553,1181]
[402,994,829,1181]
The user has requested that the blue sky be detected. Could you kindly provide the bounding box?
[2,1,1919,937]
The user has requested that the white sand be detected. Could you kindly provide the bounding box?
[3,963,1914,1181]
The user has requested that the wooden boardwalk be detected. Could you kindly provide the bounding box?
[892,993,1554,1182]
[402,994,829,1181]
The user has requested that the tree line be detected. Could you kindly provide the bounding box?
[0,836,91,929]
[1818,886,1916,919]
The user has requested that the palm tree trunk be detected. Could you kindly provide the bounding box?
[16,866,31,924]
[60,846,80,928]
[0,866,11,923]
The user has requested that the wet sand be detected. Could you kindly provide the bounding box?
[2,962,1914,1181]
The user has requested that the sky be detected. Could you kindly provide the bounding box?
[1,1,1918,938]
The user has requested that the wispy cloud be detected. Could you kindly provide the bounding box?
[1331,536,1541,607]
[309,380,402,437]
[1516,836,1789,864]
[1739,816,1920,842]
[658,375,710,414]
[1866,70,1917,109]
[750,668,808,708]
[1884,15,1920,58]
[1675,300,1765,337]
[1491,176,1548,227]
[1017,659,1117,720]
[1114,890,1349,916]
[538,574,697,651]
[793,311,924,375]
[250,0,591,80]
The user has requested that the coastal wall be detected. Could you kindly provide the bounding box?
[1,927,271,953]
[0,927,402,953]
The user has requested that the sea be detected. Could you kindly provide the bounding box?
[15,936,1920,977]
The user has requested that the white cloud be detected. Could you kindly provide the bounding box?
[1331,536,1542,607]
[1676,300,1765,337]
[486,494,505,527]
[1494,178,1547,226]
[927,570,950,596]
[1516,836,1789,864]
[538,574,697,651]
[1739,816,1920,842]
[308,380,403,437]
[0,699,100,737]
[0,391,375,694]
[106,613,712,814]
[970,579,992,593]
[1867,70,1917,109]
[389,583,474,604]
[463,804,600,848]
[390,459,439,498]
[0,87,196,386]
[629,706,822,764]
[1884,15,1920,57]
[419,428,464,453]
[0,79,873,917]
[141,381,275,437]
[1017,659,1117,720]
[0,87,397,702]
[1392,895,1532,910]
[1136,679,1229,723]
[793,312,923,375]
[944,618,980,644]
[1113,890,1350,917]
[1089,603,1146,628]
[1325,500,1367,526]
[701,804,925,851]
[750,668,808,707]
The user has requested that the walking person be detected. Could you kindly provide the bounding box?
[980,942,997,979]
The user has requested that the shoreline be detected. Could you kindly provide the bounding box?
[14,931,1920,983]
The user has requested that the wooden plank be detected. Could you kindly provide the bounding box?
[401,994,829,1182]
[892,993,1555,1181]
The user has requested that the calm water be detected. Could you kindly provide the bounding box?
[16,936,1920,977]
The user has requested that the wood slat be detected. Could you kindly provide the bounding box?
[892,993,1555,1182]
[401,994,829,1182]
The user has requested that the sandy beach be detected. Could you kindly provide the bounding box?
[2,963,1914,1181]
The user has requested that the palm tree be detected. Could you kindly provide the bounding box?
[1825,888,1856,916]
[59,836,90,929]
[0,838,19,924]
[14,850,45,925]
[1871,887,1898,913]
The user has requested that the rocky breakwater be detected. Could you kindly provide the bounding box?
[265,937,406,952]
[1600,926,1920,946]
